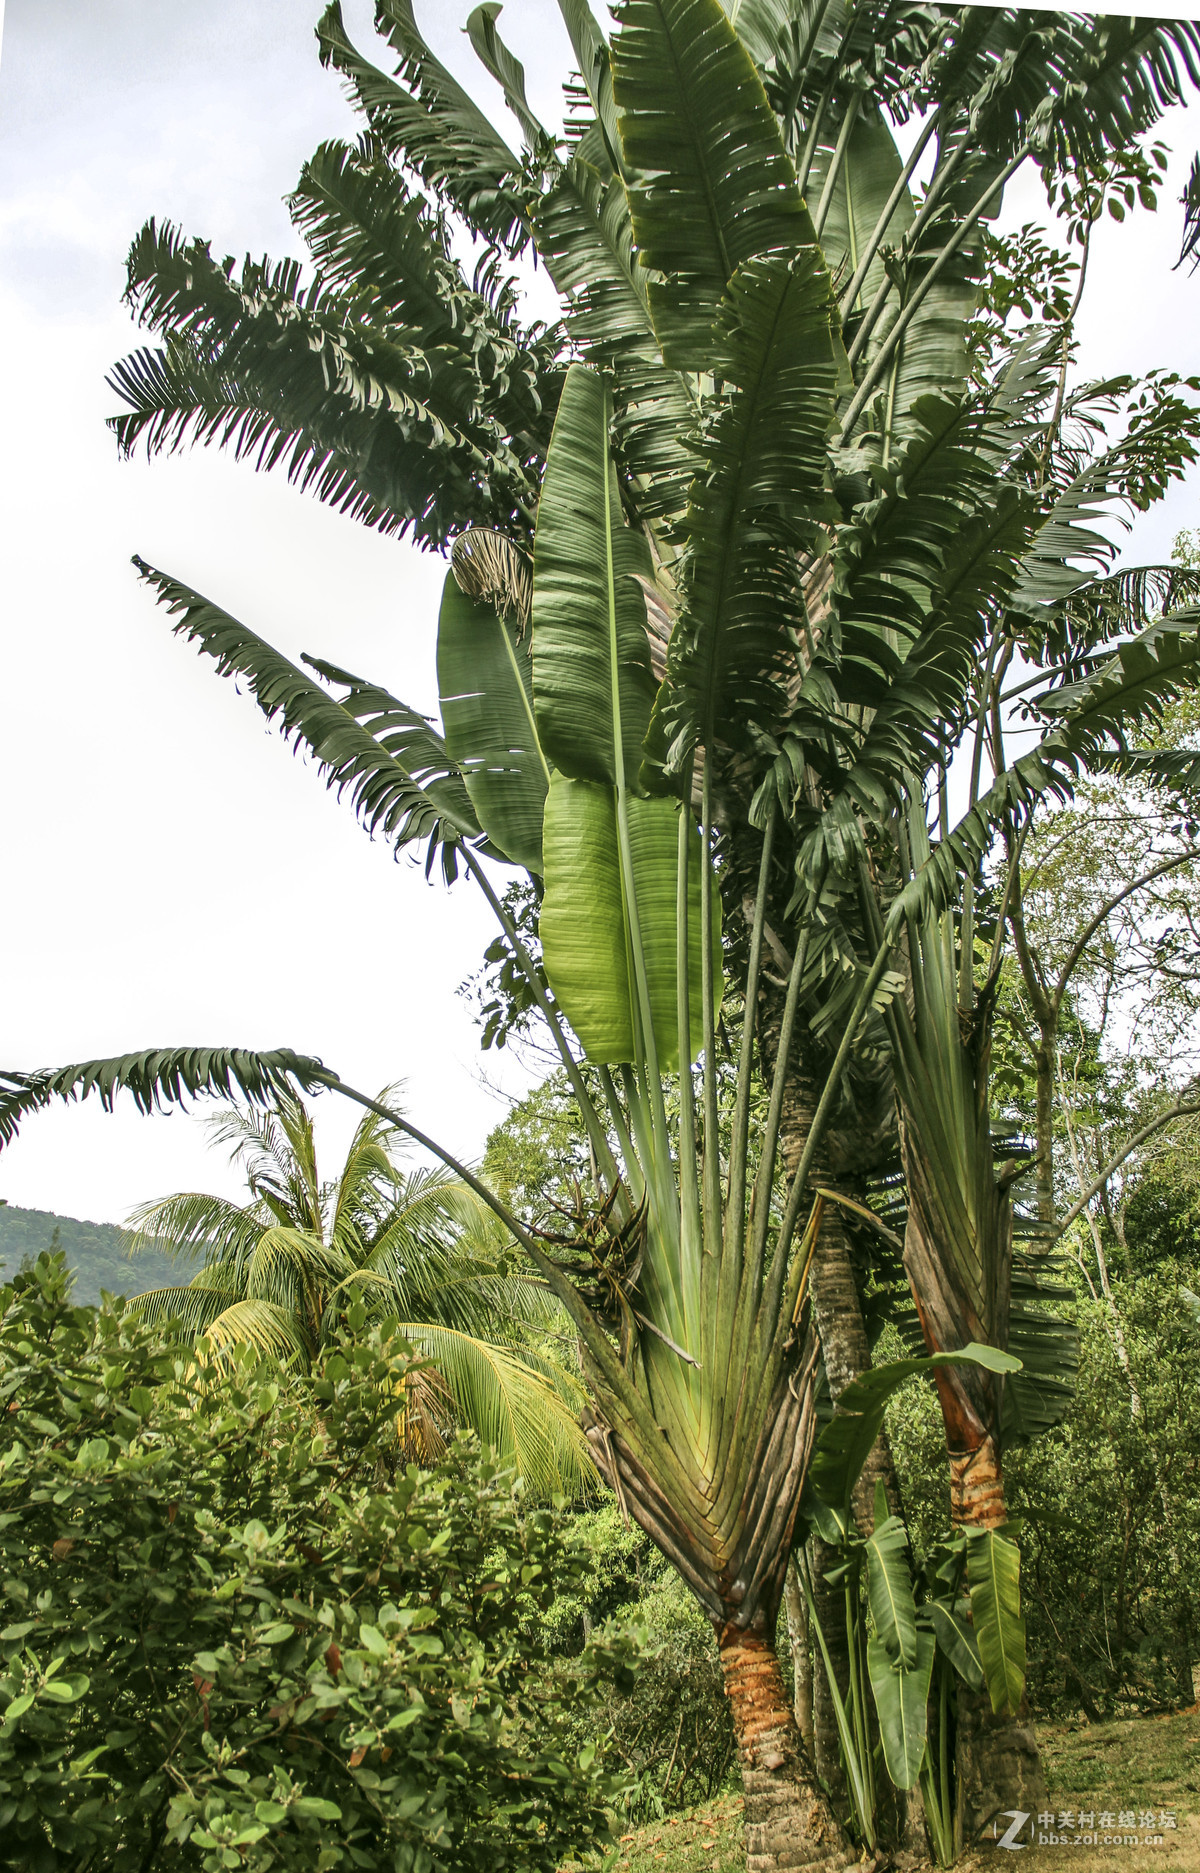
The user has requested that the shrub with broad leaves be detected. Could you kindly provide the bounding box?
[0,1253,637,1872]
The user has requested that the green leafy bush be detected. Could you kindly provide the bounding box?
[544,1507,735,1820]
[0,1254,636,1872]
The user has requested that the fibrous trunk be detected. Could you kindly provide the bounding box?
[583,1329,853,1872]
[719,1622,857,1873]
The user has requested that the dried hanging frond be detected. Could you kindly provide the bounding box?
[451,527,532,628]
[634,572,675,682]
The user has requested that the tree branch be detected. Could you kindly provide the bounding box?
[1052,1098,1200,1238]
[1051,845,1200,1018]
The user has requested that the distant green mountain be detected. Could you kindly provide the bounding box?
[0,1204,183,1307]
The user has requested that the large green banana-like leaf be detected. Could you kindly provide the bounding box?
[611,0,815,368]
[1027,16,1200,173]
[966,1528,1026,1717]
[316,1,528,255]
[811,484,1034,839]
[830,393,1012,710]
[928,1600,984,1689]
[437,575,549,873]
[808,107,914,318]
[556,0,624,176]
[532,365,657,786]
[867,1629,935,1790]
[807,1344,1021,1518]
[540,775,718,1070]
[465,5,548,150]
[864,1505,919,1670]
[288,141,487,352]
[920,14,1200,174]
[111,225,542,553]
[647,248,841,780]
[1032,608,1200,744]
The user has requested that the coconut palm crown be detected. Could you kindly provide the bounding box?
[125,1087,591,1495]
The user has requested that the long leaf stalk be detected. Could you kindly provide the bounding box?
[837,107,943,318]
[700,752,721,1243]
[748,877,823,1275]
[796,52,852,201]
[676,789,702,1269]
[463,847,621,1187]
[780,0,838,157]
[724,804,776,1274]
[813,97,862,239]
[844,1561,877,1833]
[839,145,1031,440]
[799,1548,878,1848]
[918,1656,956,1866]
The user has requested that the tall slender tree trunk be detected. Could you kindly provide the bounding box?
[783,1557,815,1753]
[1034,1022,1056,1227]
[718,1621,857,1873]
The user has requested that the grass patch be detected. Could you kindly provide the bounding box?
[1041,1710,1200,1820]
[599,1793,745,1871]
[590,1713,1200,1870]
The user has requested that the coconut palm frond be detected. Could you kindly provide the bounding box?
[128,1283,241,1335]
[122,1190,266,1265]
[197,1297,312,1364]
[243,1226,351,1307]
[327,1087,407,1250]
[397,1320,594,1496]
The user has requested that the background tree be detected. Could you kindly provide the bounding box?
[126,1087,592,1494]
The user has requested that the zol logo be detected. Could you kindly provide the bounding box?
[996,1810,1031,1850]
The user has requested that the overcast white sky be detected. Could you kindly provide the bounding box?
[1,0,1199,1228]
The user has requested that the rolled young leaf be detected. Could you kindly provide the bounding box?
[539,774,720,1069]
[437,574,549,873]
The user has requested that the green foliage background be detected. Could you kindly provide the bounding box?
[885,1260,1200,1719]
